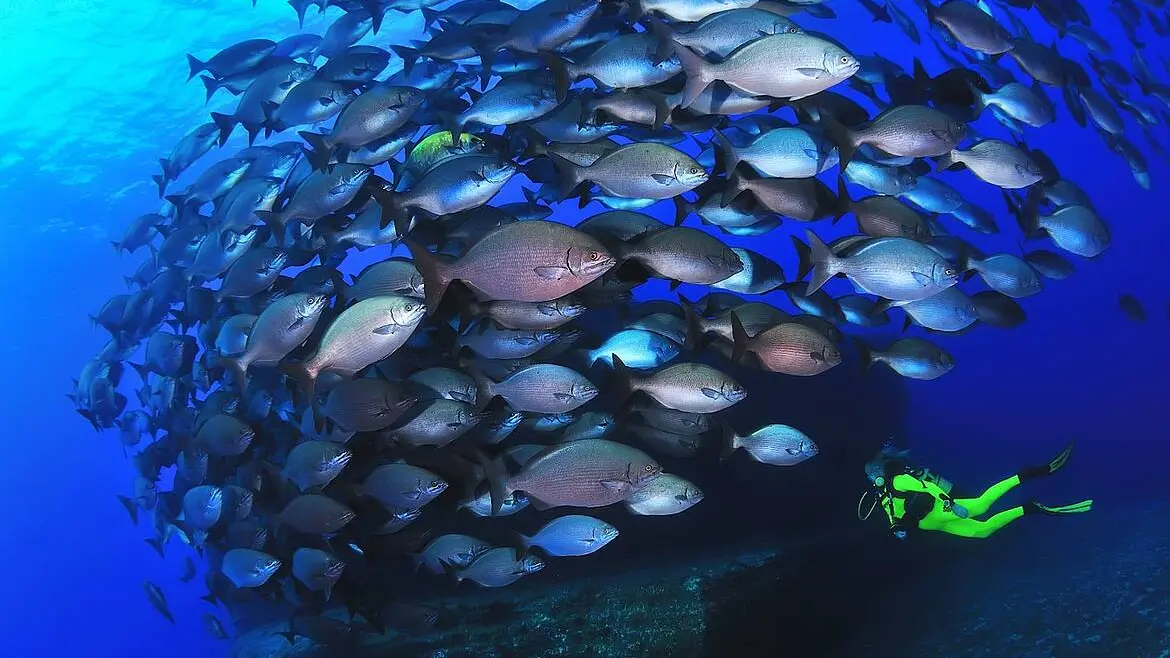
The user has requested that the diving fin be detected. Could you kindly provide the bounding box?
[1025,499,1093,515]
[1018,441,1074,480]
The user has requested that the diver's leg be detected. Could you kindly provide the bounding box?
[955,475,1020,518]
[936,507,1025,539]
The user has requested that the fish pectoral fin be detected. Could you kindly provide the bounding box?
[650,173,677,185]
[910,271,933,287]
[534,266,570,280]
[795,68,828,79]
[700,387,721,399]
[446,422,462,429]
[600,479,631,492]
[372,324,399,335]
[552,392,575,402]
[288,316,306,331]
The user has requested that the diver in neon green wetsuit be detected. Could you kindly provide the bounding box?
[861,442,1092,540]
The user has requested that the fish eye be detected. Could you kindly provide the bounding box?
[644,464,655,472]
[840,56,850,64]
[589,251,602,261]
[404,303,415,311]
[944,267,958,277]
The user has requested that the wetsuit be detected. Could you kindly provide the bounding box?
[878,472,1025,539]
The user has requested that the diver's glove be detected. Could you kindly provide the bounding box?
[1018,442,1075,481]
[890,523,908,540]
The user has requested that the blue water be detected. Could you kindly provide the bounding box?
[4,1,1169,656]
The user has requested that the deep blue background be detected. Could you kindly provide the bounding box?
[2,1,1167,656]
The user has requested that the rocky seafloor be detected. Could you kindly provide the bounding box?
[231,501,1170,658]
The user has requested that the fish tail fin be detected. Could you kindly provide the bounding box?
[467,366,496,410]
[512,532,534,555]
[199,74,220,104]
[646,16,675,64]
[719,420,739,460]
[804,230,841,295]
[672,43,712,109]
[936,151,960,172]
[298,131,333,171]
[853,338,875,371]
[281,360,319,409]
[833,177,852,223]
[711,129,739,176]
[403,238,452,316]
[145,536,165,558]
[610,353,635,404]
[390,45,421,76]
[209,112,236,147]
[1020,188,1043,237]
[253,210,286,247]
[546,152,585,202]
[539,52,570,104]
[790,234,814,283]
[820,113,858,174]
[185,53,205,80]
[474,449,510,517]
[679,295,706,351]
[729,310,751,365]
[117,495,139,525]
[151,173,167,198]
[671,195,692,226]
[721,168,748,207]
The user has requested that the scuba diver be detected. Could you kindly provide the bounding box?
[859,442,1092,540]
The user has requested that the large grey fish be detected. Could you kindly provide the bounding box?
[165,158,251,208]
[188,226,262,281]
[882,286,979,332]
[488,0,601,54]
[623,473,703,516]
[650,8,801,59]
[195,414,255,457]
[713,126,837,179]
[360,462,448,510]
[672,32,859,107]
[144,581,175,624]
[967,253,1043,298]
[802,231,960,302]
[218,292,329,386]
[722,171,837,221]
[550,142,708,201]
[451,75,561,138]
[616,226,743,285]
[615,357,745,413]
[638,0,759,22]
[561,411,616,442]
[710,248,785,295]
[181,485,223,530]
[299,86,424,170]
[456,323,563,359]
[212,178,282,233]
[518,515,618,556]
[210,62,318,145]
[463,297,587,331]
[283,441,352,491]
[187,39,276,79]
[414,534,493,574]
[492,439,662,513]
[215,247,288,302]
[839,181,931,241]
[278,494,356,534]
[628,403,711,435]
[561,32,682,90]
[938,140,1043,189]
[320,378,418,432]
[344,258,424,303]
[387,398,485,448]
[284,295,427,400]
[631,423,704,458]
[730,314,841,376]
[471,364,597,414]
[1016,198,1110,258]
[154,123,219,195]
[256,164,371,244]
[378,155,517,227]
[453,547,545,588]
[858,337,955,380]
[926,1,1015,54]
[971,82,1054,128]
[292,548,345,597]
[828,105,967,170]
[722,422,818,466]
[314,45,392,88]
[263,79,356,136]
[404,221,615,314]
[221,549,281,588]
[408,367,476,404]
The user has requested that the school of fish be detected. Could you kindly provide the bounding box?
[72,0,1169,644]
